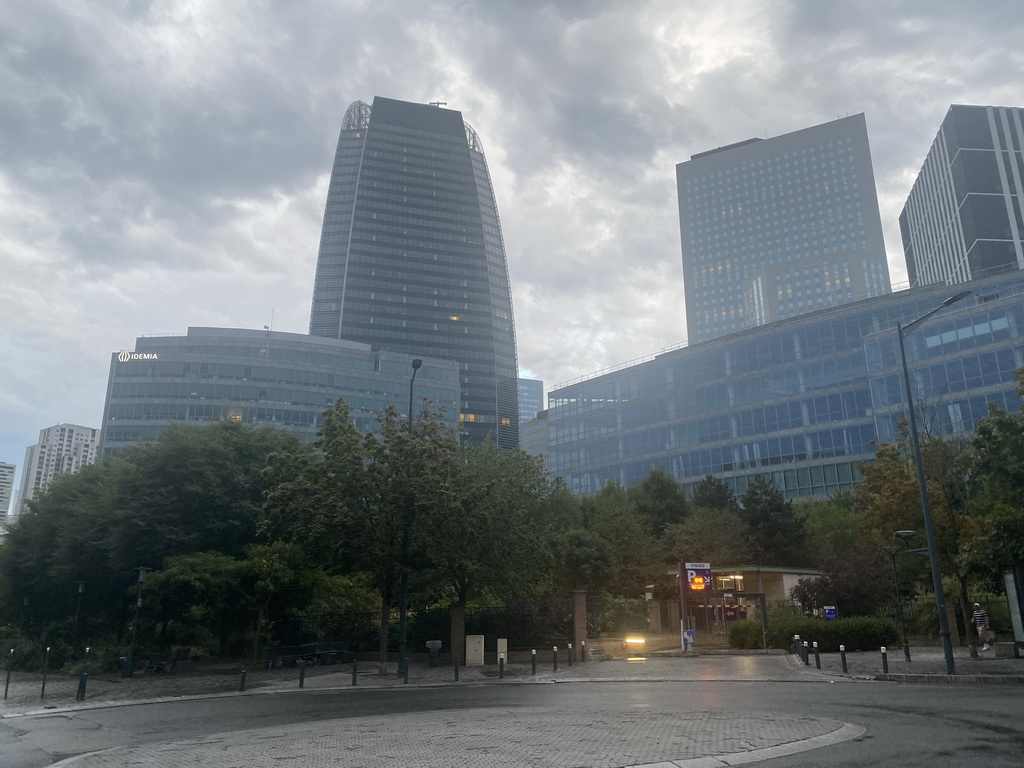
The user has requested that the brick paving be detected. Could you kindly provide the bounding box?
[2,646,1019,767]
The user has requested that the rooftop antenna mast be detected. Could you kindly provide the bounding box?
[429,100,447,108]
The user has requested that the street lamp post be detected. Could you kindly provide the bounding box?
[73,581,85,642]
[129,567,151,670]
[895,291,970,675]
[396,359,422,678]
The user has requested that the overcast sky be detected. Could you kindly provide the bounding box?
[2,1,1022,491]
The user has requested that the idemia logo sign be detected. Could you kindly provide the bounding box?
[117,351,159,362]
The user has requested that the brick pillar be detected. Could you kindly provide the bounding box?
[573,590,588,655]
[450,603,466,665]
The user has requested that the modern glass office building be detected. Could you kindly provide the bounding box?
[308,96,519,448]
[678,114,891,344]
[518,378,544,424]
[900,104,1024,287]
[547,271,1024,499]
[99,328,459,455]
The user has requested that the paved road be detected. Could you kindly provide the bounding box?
[1,651,1021,767]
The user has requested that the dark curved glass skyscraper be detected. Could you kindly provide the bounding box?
[309,97,519,447]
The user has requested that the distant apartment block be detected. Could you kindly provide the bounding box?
[15,424,100,520]
[678,114,890,344]
[900,104,1024,287]
[518,378,544,424]
[0,461,14,523]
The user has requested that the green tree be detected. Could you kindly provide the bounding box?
[661,507,754,567]
[738,476,809,567]
[690,475,738,512]
[627,467,688,534]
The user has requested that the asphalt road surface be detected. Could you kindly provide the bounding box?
[2,657,1022,767]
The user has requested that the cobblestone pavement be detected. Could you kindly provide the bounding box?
[1,647,1019,767]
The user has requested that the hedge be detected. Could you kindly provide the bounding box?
[729,616,898,652]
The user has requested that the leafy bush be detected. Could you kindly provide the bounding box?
[727,620,765,649]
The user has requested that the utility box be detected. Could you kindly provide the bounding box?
[465,635,484,666]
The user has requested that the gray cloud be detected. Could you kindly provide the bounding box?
[2,0,1023,487]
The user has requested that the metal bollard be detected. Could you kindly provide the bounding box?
[453,655,460,682]
[403,657,409,684]
[352,657,358,685]
[553,646,558,672]
[531,648,536,675]
[813,642,821,669]
[792,634,801,655]
[802,641,809,666]
[881,646,889,674]
[499,653,505,679]
[299,663,305,688]
[4,649,13,700]
[840,644,848,674]
[76,673,88,702]
[240,669,247,691]
[568,643,573,666]
[41,646,50,699]
[581,640,586,663]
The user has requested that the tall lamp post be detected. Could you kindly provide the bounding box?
[396,359,423,678]
[896,290,970,675]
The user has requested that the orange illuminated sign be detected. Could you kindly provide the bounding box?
[689,576,707,591]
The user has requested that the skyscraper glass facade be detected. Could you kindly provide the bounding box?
[678,114,891,344]
[308,97,519,448]
[518,377,544,424]
[99,328,459,455]
[900,104,1024,287]
[547,272,1024,499]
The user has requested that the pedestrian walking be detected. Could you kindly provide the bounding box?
[972,603,993,650]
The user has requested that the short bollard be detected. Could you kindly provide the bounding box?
[813,642,821,669]
[299,663,305,688]
[41,646,50,699]
[881,646,889,674]
[581,640,586,663]
[553,646,558,672]
[403,657,409,684]
[239,669,247,691]
[531,648,537,675]
[792,634,801,655]
[568,643,573,667]
[840,645,848,674]
[4,649,13,700]
[453,655,460,682]
[802,641,810,666]
[499,653,505,679]
[76,673,88,702]
[352,657,358,686]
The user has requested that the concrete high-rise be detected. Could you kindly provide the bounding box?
[309,97,519,448]
[0,461,14,524]
[677,114,891,344]
[15,423,100,520]
[900,104,1024,287]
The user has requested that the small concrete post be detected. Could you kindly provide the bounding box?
[581,640,586,663]
[568,643,573,666]
[553,646,558,672]
[802,641,810,666]
[499,653,504,679]
[881,646,889,674]
[352,657,358,685]
[299,663,305,688]
[813,641,821,669]
[840,644,848,674]
[453,655,460,682]
[240,669,247,691]
[531,648,537,675]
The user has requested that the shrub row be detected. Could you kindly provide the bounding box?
[729,616,898,652]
